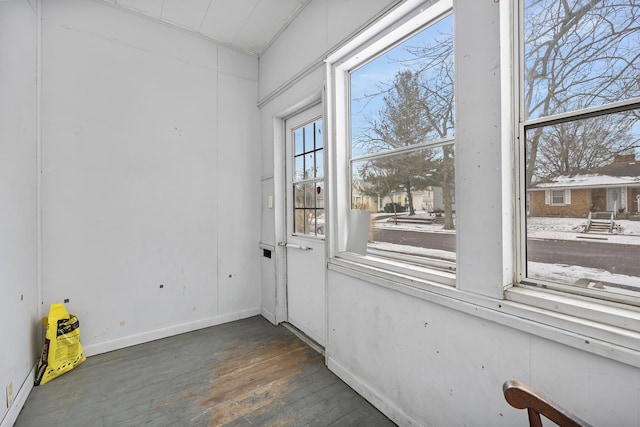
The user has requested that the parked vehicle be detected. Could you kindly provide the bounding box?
[383,202,406,213]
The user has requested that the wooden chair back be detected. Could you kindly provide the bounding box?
[503,380,593,427]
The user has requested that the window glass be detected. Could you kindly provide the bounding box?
[349,13,455,270]
[551,190,564,205]
[294,128,304,156]
[523,0,640,121]
[523,0,640,299]
[294,156,304,181]
[292,119,325,237]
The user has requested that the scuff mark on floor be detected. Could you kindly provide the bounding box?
[197,334,322,426]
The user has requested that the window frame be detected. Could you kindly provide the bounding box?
[551,190,564,205]
[324,0,640,366]
[326,0,456,285]
[513,0,640,307]
[545,189,570,206]
[508,0,640,341]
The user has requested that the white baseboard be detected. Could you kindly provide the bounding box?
[83,308,261,357]
[0,364,35,427]
[327,356,424,427]
[260,307,276,324]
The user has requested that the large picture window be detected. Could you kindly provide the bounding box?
[520,0,640,302]
[324,0,640,360]
[340,8,455,277]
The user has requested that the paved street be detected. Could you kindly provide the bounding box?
[373,228,456,252]
[527,238,640,276]
[372,228,640,277]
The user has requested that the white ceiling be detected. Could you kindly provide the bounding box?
[100,0,310,56]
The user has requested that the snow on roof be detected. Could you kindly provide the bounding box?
[531,156,640,190]
[532,173,640,189]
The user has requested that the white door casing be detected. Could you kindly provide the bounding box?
[282,104,326,346]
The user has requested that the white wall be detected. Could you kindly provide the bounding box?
[0,1,39,425]
[328,271,639,426]
[258,0,397,102]
[40,0,261,355]
[259,0,640,425]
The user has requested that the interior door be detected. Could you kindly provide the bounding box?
[284,104,326,346]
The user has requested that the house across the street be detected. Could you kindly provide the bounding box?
[529,154,640,217]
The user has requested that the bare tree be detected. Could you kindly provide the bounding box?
[353,25,456,229]
[409,36,456,230]
[534,113,638,178]
[354,2,639,217]
[357,71,438,215]
[524,0,640,185]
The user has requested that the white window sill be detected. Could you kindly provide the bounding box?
[328,257,640,368]
[336,251,456,286]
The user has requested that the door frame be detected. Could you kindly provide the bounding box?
[273,93,324,325]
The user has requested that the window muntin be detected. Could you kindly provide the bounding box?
[293,119,325,237]
[347,12,455,273]
[521,0,640,300]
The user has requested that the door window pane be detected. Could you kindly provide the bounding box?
[292,118,324,237]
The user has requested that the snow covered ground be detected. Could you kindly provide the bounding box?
[527,217,640,295]
[374,213,640,244]
[527,216,640,244]
[370,214,640,295]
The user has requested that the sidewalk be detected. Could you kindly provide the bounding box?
[527,217,640,245]
[528,230,640,245]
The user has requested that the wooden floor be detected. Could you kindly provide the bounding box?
[16,316,395,426]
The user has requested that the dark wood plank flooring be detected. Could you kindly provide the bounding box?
[15,316,395,426]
